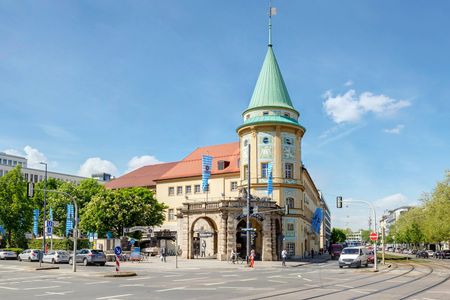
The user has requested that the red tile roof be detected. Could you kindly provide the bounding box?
[105,162,178,189]
[157,142,240,181]
[105,142,240,189]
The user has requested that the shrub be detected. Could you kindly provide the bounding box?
[27,238,90,250]
[4,248,23,255]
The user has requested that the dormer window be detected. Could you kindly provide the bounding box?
[263,111,269,116]
[218,160,230,170]
[245,114,250,120]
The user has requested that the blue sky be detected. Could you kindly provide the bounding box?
[1,1,449,230]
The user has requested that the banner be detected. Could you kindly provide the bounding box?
[66,204,74,236]
[267,162,273,196]
[33,209,39,237]
[311,208,323,234]
[201,155,213,192]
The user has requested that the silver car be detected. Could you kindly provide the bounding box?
[0,249,18,260]
[43,250,70,264]
[18,249,42,262]
[69,249,106,266]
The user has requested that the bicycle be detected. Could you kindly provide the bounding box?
[228,254,245,264]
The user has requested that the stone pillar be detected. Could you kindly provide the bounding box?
[180,214,190,259]
[218,212,228,261]
[226,213,237,259]
[262,216,273,261]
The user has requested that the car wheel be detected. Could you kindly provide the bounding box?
[365,262,368,267]
[83,258,88,266]
[99,262,105,266]
[19,257,22,262]
[52,259,55,264]
[339,265,343,268]
[28,257,31,262]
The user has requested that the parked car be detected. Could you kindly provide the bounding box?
[339,246,369,268]
[367,250,375,264]
[426,250,434,257]
[18,249,42,262]
[0,249,18,260]
[69,249,106,266]
[442,250,450,259]
[43,250,70,264]
[330,244,343,260]
[416,250,429,258]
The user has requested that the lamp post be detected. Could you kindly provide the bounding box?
[39,162,47,268]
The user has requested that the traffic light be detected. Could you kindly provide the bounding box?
[249,206,254,215]
[336,196,343,208]
[285,203,289,215]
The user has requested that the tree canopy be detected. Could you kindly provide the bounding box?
[330,227,347,244]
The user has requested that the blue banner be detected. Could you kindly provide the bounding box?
[267,162,273,196]
[311,208,323,234]
[33,209,39,237]
[49,207,53,222]
[66,204,74,236]
[202,155,213,192]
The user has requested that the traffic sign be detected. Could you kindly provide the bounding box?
[129,239,136,245]
[370,232,378,241]
[114,246,122,256]
[241,228,256,232]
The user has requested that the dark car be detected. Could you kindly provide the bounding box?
[367,251,375,264]
[434,250,450,259]
[416,251,429,258]
[330,244,343,260]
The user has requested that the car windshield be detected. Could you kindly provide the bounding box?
[57,251,67,255]
[342,248,359,254]
[91,250,103,254]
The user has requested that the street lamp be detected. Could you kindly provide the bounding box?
[39,162,47,268]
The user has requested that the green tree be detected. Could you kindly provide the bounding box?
[79,187,166,238]
[360,229,371,243]
[0,166,34,247]
[330,228,347,244]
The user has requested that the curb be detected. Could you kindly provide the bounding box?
[103,271,137,277]
[35,266,60,271]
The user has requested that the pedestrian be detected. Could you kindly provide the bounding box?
[160,247,167,262]
[230,249,237,263]
[201,240,206,258]
[281,248,287,267]
[311,248,314,259]
[249,249,255,268]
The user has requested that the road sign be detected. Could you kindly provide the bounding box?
[241,227,256,232]
[370,232,378,241]
[46,220,53,235]
[114,246,122,256]
[129,239,136,245]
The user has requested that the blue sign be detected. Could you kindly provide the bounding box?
[201,155,213,192]
[130,247,140,260]
[114,246,122,256]
[106,232,112,240]
[46,220,53,236]
[33,209,39,237]
[129,239,136,245]
[66,204,74,236]
[311,208,323,234]
[267,162,273,195]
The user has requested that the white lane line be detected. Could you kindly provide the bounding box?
[35,291,73,296]
[267,275,282,278]
[173,276,209,282]
[305,284,319,287]
[156,286,186,292]
[426,291,450,294]
[119,284,145,287]
[195,272,210,275]
[268,280,284,284]
[85,281,110,285]
[302,277,312,282]
[126,276,153,281]
[240,278,256,282]
[50,280,71,284]
[222,274,238,277]
[164,274,182,278]
[184,287,217,291]
[0,286,19,290]
[24,286,60,290]
[204,282,226,286]
[96,294,133,299]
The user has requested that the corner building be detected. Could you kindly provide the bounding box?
[107,44,327,261]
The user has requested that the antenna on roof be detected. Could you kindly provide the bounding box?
[268,0,277,47]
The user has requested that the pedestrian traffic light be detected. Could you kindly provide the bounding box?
[336,196,343,208]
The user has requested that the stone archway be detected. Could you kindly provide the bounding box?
[190,216,218,259]
[236,218,263,260]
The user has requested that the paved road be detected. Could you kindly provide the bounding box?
[0,257,449,299]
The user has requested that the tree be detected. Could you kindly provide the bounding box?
[0,166,34,247]
[79,187,166,238]
[360,229,371,243]
[330,228,347,244]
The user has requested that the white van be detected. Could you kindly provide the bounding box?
[338,246,369,268]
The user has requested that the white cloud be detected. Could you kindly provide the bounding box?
[40,124,77,141]
[323,89,411,124]
[78,157,117,177]
[344,80,354,87]
[374,193,408,210]
[3,145,48,169]
[126,155,162,173]
[384,124,405,134]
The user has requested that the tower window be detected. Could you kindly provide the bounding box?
[285,163,293,179]
[261,163,268,178]
[168,187,174,196]
[284,113,290,118]
[263,111,269,116]
[286,197,295,209]
[245,114,250,120]
[262,137,269,144]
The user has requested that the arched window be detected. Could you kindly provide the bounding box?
[286,197,295,209]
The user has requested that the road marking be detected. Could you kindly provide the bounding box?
[305,284,319,287]
[164,274,182,277]
[24,286,60,290]
[35,291,73,296]
[240,278,256,282]
[0,286,19,290]
[96,294,133,299]
[335,284,353,288]
[85,281,110,285]
[204,282,226,286]
[302,277,312,282]
[268,275,282,278]
[426,291,450,294]
[126,276,153,281]
[51,280,71,284]
[120,284,145,287]
[156,286,186,292]
[184,287,217,291]
[195,272,210,275]
[222,274,238,277]
[268,280,285,284]
[173,276,209,282]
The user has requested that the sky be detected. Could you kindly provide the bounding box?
[1,1,449,231]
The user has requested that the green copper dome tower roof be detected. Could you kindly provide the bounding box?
[244,46,297,114]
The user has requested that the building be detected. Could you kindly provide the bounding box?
[0,152,86,184]
[381,206,413,236]
[346,231,363,246]
[106,21,329,261]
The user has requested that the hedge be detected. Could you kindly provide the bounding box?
[27,238,90,250]
[3,248,23,255]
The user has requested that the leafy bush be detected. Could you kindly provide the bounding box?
[3,248,23,255]
[27,238,90,250]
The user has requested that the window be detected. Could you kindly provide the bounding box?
[284,113,290,118]
[285,163,293,179]
[0,170,3,177]
[185,185,192,194]
[244,140,248,147]
[168,187,174,196]
[8,160,12,165]
[13,161,17,166]
[34,174,38,182]
[194,185,201,193]
[218,160,230,170]
[284,137,293,145]
[263,111,269,116]
[25,173,28,181]
[230,181,238,191]
[243,165,248,180]
[168,209,175,221]
[287,242,295,256]
[262,137,269,144]
[286,197,295,209]
[261,163,268,178]
[176,186,183,195]
[287,223,295,231]
[245,114,250,120]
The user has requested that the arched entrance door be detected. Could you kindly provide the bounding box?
[236,218,263,260]
[191,217,218,259]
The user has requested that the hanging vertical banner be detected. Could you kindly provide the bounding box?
[202,155,213,192]
[312,208,323,234]
[49,207,53,222]
[66,204,74,236]
[33,209,39,237]
[267,162,273,196]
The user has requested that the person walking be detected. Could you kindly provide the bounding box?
[311,248,314,259]
[160,247,167,262]
[249,249,255,268]
[201,240,206,258]
[230,249,237,263]
[281,249,287,267]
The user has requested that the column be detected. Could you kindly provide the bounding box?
[226,213,237,259]
[262,216,273,261]
[217,212,228,261]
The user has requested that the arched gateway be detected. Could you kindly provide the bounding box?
[177,198,283,261]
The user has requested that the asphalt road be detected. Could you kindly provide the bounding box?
[0,257,449,299]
